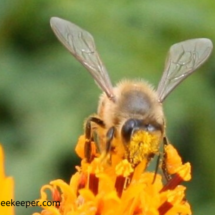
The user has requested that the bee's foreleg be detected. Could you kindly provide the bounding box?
[152,153,161,184]
[103,126,115,163]
[84,116,105,162]
[161,136,172,182]
[106,127,115,154]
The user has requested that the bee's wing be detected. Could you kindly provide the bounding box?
[50,17,115,101]
[157,38,213,102]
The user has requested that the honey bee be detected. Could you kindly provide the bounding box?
[50,17,213,170]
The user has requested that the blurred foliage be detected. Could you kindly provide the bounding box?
[0,0,215,214]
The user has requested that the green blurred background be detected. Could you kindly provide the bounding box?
[1,0,215,214]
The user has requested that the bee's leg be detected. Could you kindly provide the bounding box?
[152,154,161,184]
[104,126,115,163]
[84,120,92,162]
[84,116,105,162]
[106,127,115,154]
[161,136,172,182]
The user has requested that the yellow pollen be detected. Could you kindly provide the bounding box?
[127,130,160,166]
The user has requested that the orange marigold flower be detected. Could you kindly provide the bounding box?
[34,132,192,215]
[0,145,14,215]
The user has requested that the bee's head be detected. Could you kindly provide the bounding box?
[121,118,163,143]
[120,118,164,166]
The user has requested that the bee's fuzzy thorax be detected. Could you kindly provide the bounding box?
[97,79,164,131]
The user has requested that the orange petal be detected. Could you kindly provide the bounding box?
[0,145,14,215]
[164,144,182,175]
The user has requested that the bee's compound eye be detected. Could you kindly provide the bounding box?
[146,124,156,132]
[121,119,140,143]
